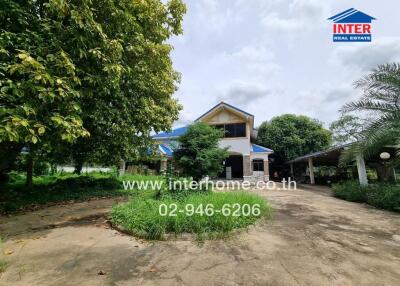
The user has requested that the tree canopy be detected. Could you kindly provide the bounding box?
[174,123,229,181]
[0,0,186,180]
[329,115,365,145]
[257,114,332,163]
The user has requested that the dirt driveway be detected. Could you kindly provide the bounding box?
[1,186,400,286]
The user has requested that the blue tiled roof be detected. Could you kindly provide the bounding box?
[251,143,273,153]
[153,126,188,139]
[159,144,173,157]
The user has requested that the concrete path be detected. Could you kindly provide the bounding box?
[1,187,400,285]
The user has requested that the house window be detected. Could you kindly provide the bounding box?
[214,123,246,138]
[253,159,264,172]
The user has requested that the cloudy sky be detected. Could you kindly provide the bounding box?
[169,0,400,128]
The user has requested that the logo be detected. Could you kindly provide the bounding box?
[328,8,376,42]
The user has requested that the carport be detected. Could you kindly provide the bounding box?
[287,144,397,185]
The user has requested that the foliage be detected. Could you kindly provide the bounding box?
[0,0,186,178]
[331,181,367,202]
[174,123,229,181]
[111,191,271,240]
[13,152,50,176]
[329,115,365,145]
[56,0,186,169]
[0,172,163,213]
[332,181,400,212]
[257,114,332,163]
[340,63,400,164]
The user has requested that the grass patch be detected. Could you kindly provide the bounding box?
[0,261,7,274]
[332,181,400,212]
[0,172,163,214]
[0,237,8,274]
[110,191,271,240]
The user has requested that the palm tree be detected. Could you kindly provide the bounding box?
[340,63,400,165]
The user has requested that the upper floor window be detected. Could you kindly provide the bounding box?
[215,123,246,138]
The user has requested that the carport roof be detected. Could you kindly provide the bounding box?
[286,143,352,165]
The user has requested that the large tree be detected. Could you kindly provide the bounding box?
[174,123,229,181]
[329,115,365,145]
[61,0,186,171]
[257,114,332,164]
[0,0,186,181]
[0,0,89,185]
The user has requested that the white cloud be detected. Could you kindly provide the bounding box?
[331,37,400,72]
[261,0,329,35]
[216,45,281,77]
[170,0,400,129]
[217,81,273,106]
[175,109,194,127]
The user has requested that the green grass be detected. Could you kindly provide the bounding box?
[0,237,7,274]
[110,191,272,240]
[332,181,400,212]
[0,172,163,214]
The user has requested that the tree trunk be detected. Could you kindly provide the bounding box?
[0,142,22,183]
[74,162,83,175]
[26,155,34,188]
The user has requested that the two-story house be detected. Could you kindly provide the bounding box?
[153,102,273,181]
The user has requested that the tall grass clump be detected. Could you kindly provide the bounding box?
[110,191,271,240]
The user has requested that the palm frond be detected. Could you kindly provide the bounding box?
[341,99,399,114]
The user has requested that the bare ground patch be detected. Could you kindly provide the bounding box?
[1,187,400,285]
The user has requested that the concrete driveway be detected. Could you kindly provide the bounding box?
[1,186,400,286]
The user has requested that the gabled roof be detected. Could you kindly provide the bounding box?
[153,126,188,139]
[328,8,376,23]
[251,143,273,154]
[195,102,254,122]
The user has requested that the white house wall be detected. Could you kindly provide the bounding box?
[250,153,269,161]
[219,138,251,155]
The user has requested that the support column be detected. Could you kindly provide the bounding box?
[263,160,270,181]
[356,154,368,186]
[308,157,315,185]
[243,155,251,177]
[160,158,168,175]
[119,160,126,176]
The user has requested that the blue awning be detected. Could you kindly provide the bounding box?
[251,143,273,153]
[159,144,174,157]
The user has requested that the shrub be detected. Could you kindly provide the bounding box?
[0,173,164,214]
[332,181,366,202]
[364,184,400,212]
[51,176,121,191]
[332,181,400,212]
[111,191,271,240]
